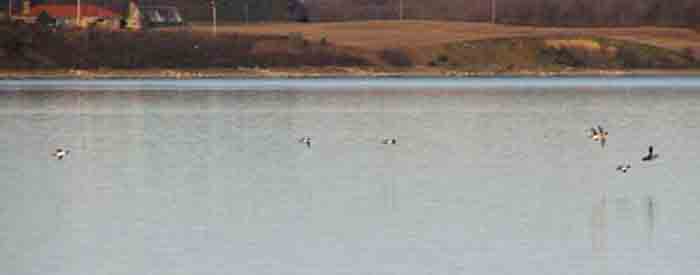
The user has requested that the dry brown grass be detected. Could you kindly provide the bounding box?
[545,39,601,51]
[189,20,700,55]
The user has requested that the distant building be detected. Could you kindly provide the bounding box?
[125,1,185,29]
[28,4,121,28]
[6,0,186,30]
[140,6,185,27]
[9,0,122,29]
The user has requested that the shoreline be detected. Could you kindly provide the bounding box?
[2,67,700,80]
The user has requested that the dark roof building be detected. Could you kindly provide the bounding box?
[27,4,119,18]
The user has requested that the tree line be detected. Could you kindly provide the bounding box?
[13,0,700,26]
[297,0,700,26]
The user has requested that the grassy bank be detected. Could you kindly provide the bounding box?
[4,67,700,80]
[428,37,698,71]
[0,24,368,69]
[213,21,700,52]
[1,21,699,74]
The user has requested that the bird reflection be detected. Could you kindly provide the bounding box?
[646,196,655,247]
[591,196,608,253]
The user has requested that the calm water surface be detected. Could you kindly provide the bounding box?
[1,77,700,275]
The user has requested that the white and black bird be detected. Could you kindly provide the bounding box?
[642,146,659,162]
[589,125,608,147]
[299,136,312,148]
[52,148,70,160]
[381,138,397,145]
[616,164,631,173]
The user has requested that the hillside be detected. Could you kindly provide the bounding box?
[213,20,700,49]
[198,21,700,64]
[0,24,368,69]
[2,20,699,73]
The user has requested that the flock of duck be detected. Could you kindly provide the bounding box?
[50,127,657,174]
[296,136,397,148]
[588,125,659,174]
[50,136,399,160]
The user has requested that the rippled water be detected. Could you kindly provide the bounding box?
[1,78,699,275]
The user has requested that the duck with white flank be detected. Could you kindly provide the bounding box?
[299,136,312,148]
[642,146,659,162]
[52,148,70,160]
[616,164,631,173]
[381,138,397,145]
[589,125,608,147]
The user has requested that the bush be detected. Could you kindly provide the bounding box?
[379,48,413,67]
[616,46,644,68]
[288,32,307,50]
[37,11,56,28]
[682,47,696,62]
[0,28,370,69]
[429,53,449,66]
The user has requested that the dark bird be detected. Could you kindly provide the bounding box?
[381,138,397,145]
[52,148,70,160]
[299,136,312,148]
[616,164,631,173]
[589,125,608,147]
[642,146,659,162]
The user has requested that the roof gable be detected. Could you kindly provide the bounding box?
[29,4,120,18]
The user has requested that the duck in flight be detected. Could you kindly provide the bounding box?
[299,136,312,148]
[616,164,631,173]
[52,148,70,160]
[589,125,608,147]
[642,146,659,162]
[381,138,397,145]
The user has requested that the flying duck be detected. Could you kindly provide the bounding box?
[381,138,397,145]
[616,164,631,173]
[299,136,312,148]
[589,125,608,147]
[642,146,659,162]
[52,148,70,160]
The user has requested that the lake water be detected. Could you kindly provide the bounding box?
[1,77,700,275]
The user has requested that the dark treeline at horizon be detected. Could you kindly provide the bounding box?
[299,0,700,27]
[4,0,700,26]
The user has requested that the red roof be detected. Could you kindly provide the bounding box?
[28,4,120,18]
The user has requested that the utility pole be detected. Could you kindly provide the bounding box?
[491,0,496,24]
[210,0,217,36]
[77,0,81,26]
[244,3,249,25]
[399,0,403,20]
[8,0,11,20]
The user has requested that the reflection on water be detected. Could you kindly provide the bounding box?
[3,76,700,91]
[647,196,655,247]
[591,195,658,253]
[592,196,608,253]
[1,78,699,275]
